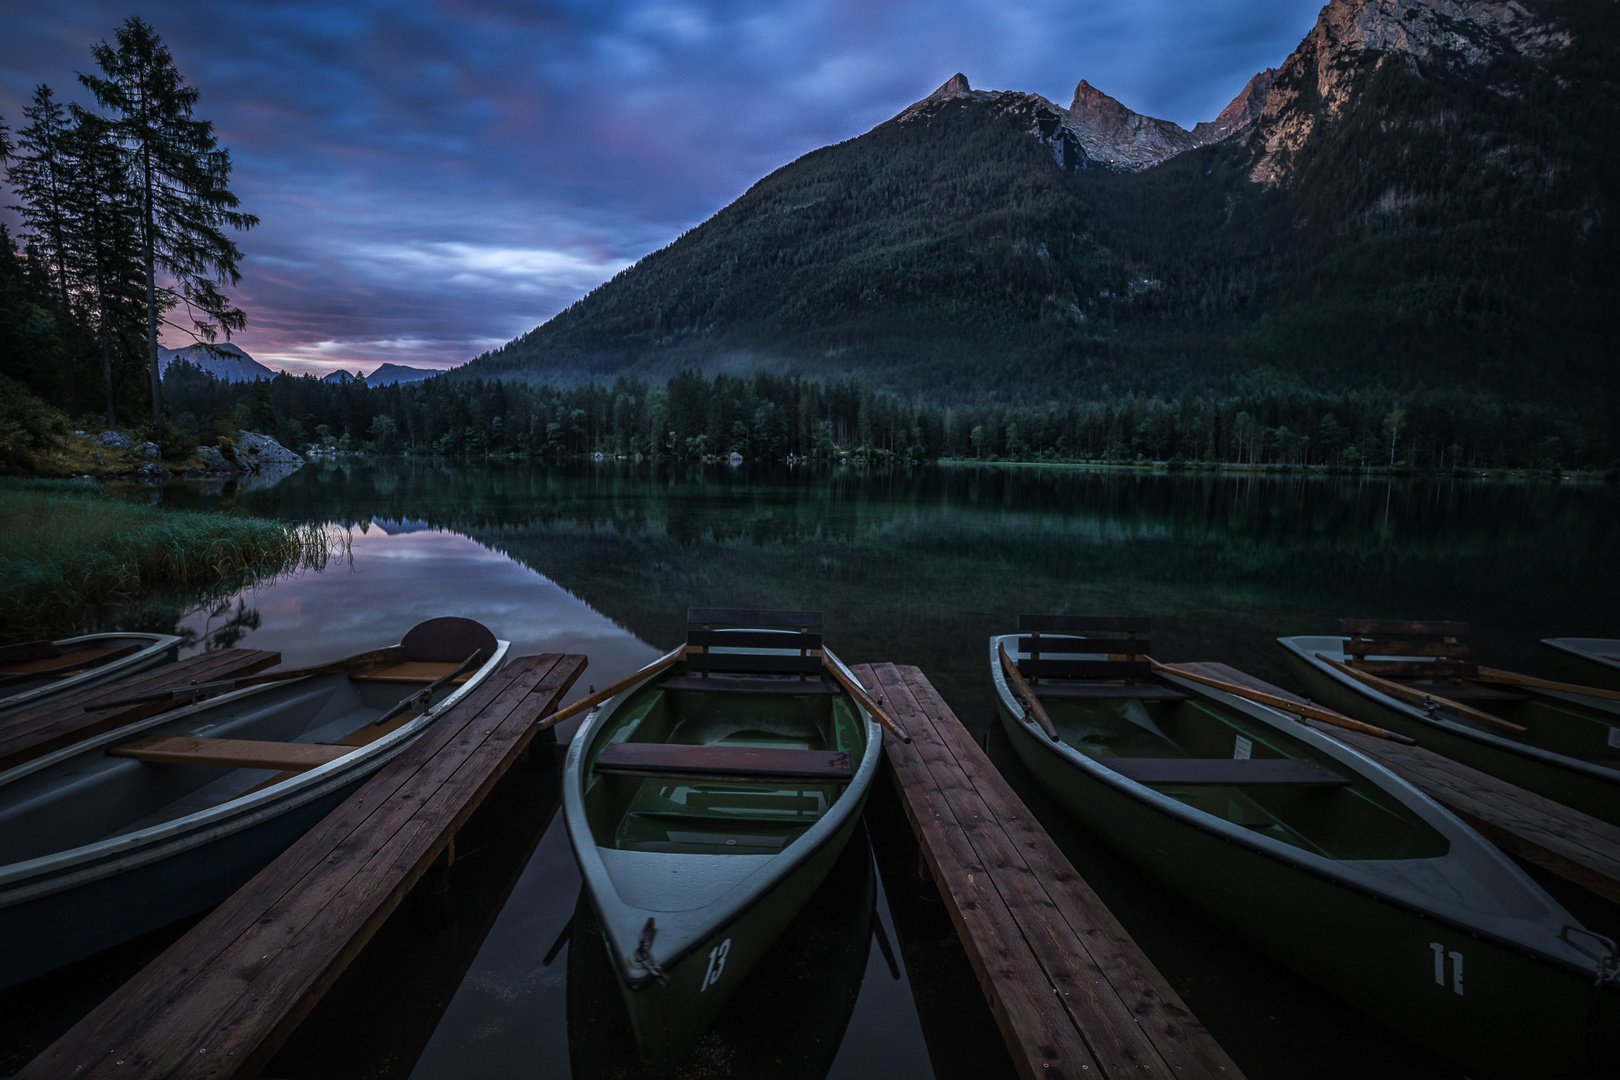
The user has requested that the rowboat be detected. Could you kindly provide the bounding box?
[0,616,508,989]
[562,608,883,1068]
[0,632,181,716]
[1280,621,1620,825]
[567,827,878,1077]
[993,615,1620,1078]
[1542,637,1620,694]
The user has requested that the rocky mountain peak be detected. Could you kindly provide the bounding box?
[1059,79,1198,170]
[933,72,973,99]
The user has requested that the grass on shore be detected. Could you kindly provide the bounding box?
[0,480,330,640]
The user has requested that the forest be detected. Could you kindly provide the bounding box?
[159,360,1612,473]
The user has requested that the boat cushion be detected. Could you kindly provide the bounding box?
[1034,682,1190,701]
[400,616,498,663]
[1103,757,1350,787]
[594,742,853,783]
[658,673,837,695]
[107,735,357,771]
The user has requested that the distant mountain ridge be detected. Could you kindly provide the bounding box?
[464,0,1618,409]
[364,363,439,387]
[158,342,277,382]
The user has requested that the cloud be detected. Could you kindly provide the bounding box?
[1,0,1324,377]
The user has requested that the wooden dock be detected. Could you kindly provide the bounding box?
[1171,662,1620,904]
[0,647,280,774]
[853,662,1244,1080]
[19,651,586,1080]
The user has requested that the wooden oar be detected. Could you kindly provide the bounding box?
[1147,657,1415,745]
[821,656,911,744]
[1473,666,1620,703]
[539,647,687,731]
[998,642,1059,741]
[371,650,485,727]
[1314,653,1527,734]
[89,645,407,710]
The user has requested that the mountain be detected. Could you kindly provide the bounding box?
[464,0,1619,409]
[157,342,277,382]
[322,369,363,385]
[364,363,441,387]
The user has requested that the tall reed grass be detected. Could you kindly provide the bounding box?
[0,481,330,640]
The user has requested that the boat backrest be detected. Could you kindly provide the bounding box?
[1339,618,1477,679]
[1015,615,1153,681]
[401,617,498,664]
[684,608,824,679]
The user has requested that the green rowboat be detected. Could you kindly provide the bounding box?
[562,609,882,1068]
[1542,637,1620,695]
[1281,628,1620,826]
[994,618,1619,1078]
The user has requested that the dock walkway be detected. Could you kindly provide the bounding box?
[1171,662,1620,904]
[20,651,586,1080]
[853,662,1243,1080]
[0,648,280,774]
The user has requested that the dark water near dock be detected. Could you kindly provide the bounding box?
[4,460,1617,1079]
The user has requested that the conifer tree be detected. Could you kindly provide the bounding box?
[79,16,257,423]
[5,85,81,415]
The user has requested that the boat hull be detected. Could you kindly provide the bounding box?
[1282,644,1620,826]
[998,702,1620,1078]
[1542,638,1620,695]
[606,799,867,1068]
[0,633,181,716]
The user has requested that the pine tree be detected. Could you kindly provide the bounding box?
[5,85,82,415]
[79,16,257,423]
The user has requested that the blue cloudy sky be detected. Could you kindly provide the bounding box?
[1,1,1324,376]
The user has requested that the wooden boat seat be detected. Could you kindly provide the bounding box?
[1103,757,1350,787]
[107,735,358,772]
[0,644,137,679]
[658,673,837,695]
[349,661,473,685]
[1034,682,1190,701]
[594,741,853,783]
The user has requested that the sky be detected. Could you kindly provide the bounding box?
[1,0,1325,378]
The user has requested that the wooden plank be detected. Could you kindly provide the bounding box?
[1017,636,1152,655]
[347,660,474,684]
[683,629,821,651]
[1344,638,1473,659]
[107,735,357,771]
[657,673,837,695]
[857,662,1242,1080]
[686,607,822,628]
[1103,757,1350,787]
[19,653,586,1080]
[1338,618,1470,636]
[593,741,852,781]
[0,649,281,773]
[0,644,129,678]
[1175,663,1620,905]
[1019,659,1151,680]
[684,651,822,675]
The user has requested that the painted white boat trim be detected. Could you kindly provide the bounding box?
[0,633,182,716]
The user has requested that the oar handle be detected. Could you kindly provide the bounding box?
[821,657,910,743]
[999,642,1060,741]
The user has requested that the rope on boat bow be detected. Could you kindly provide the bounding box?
[634,917,669,985]
[1560,925,1620,1066]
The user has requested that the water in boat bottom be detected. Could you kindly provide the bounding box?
[1,460,1616,1078]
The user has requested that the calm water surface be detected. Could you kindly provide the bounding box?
[5,460,1617,1079]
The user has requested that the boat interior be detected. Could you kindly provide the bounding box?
[1009,616,1450,861]
[0,618,498,869]
[582,610,867,857]
[1337,619,1620,767]
[0,636,152,697]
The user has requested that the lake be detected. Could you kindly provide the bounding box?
[4,459,1617,1079]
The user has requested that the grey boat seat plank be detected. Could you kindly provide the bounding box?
[1103,756,1351,787]
[348,660,474,684]
[1033,682,1190,701]
[594,741,853,783]
[107,734,358,772]
[658,673,837,695]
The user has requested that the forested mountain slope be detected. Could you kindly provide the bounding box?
[465,0,1619,410]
